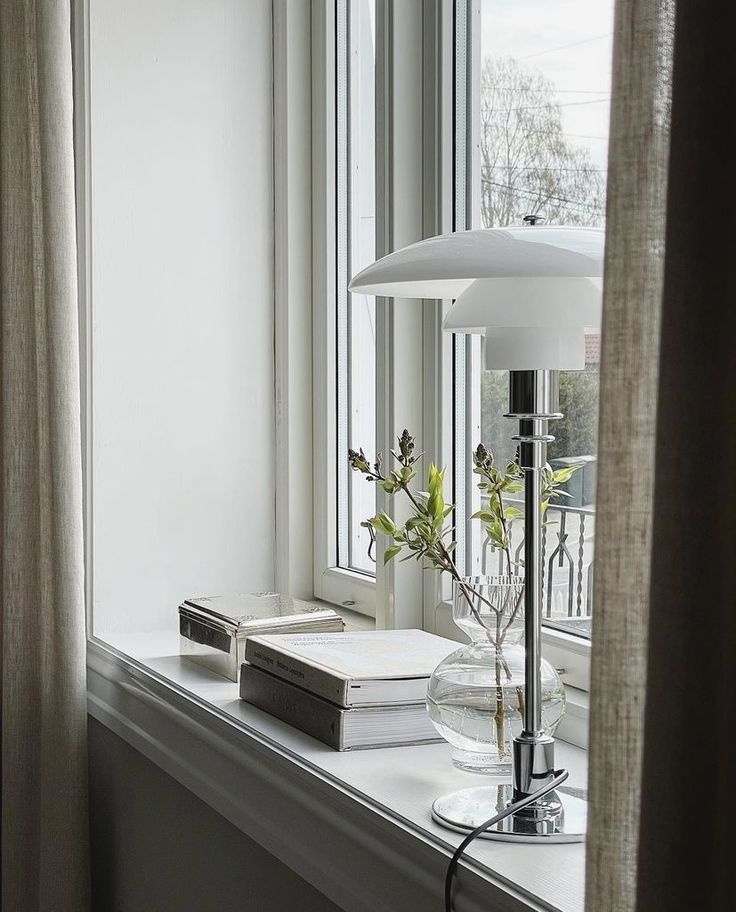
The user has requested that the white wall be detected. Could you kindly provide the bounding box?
[88,0,275,635]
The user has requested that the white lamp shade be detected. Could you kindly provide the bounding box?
[348,225,604,298]
[447,275,602,370]
[348,225,604,371]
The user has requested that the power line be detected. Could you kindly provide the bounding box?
[486,165,608,173]
[481,178,601,214]
[517,33,613,61]
[562,132,609,141]
[491,87,611,95]
[491,98,609,111]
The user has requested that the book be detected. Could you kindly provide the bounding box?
[179,592,344,681]
[244,629,459,707]
[240,662,442,750]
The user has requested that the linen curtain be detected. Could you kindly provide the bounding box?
[0,1,90,910]
[587,0,736,910]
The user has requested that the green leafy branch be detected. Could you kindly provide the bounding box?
[349,431,516,650]
[348,430,583,636]
[470,442,583,576]
[348,430,456,573]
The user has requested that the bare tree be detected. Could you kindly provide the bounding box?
[480,57,606,228]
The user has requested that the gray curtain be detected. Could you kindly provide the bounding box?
[586,1,674,902]
[0,1,89,910]
[588,0,736,910]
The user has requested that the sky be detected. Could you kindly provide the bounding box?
[480,0,615,170]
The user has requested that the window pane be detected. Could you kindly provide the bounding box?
[463,0,613,637]
[337,0,377,575]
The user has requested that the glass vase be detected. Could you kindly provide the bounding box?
[426,576,565,775]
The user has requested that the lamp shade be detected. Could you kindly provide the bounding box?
[349,225,604,370]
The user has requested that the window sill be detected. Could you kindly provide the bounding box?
[87,632,587,912]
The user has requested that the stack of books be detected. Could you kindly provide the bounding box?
[240,629,459,750]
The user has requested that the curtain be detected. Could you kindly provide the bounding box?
[586,0,674,903]
[588,0,736,910]
[637,0,736,908]
[0,1,90,910]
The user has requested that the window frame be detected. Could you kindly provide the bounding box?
[312,0,592,689]
[312,0,454,624]
[311,0,378,617]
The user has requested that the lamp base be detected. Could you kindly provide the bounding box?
[432,784,587,843]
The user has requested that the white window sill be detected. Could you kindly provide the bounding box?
[87,631,587,912]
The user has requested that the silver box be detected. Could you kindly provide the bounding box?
[179,593,345,681]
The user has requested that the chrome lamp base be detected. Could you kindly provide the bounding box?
[432,784,587,844]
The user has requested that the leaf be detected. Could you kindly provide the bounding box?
[371,511,396,536]
[426,464,446,524]
[488,517,506,547]
[383,545,402,565]
[552,463,583,484]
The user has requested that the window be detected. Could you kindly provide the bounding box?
[336,0,377,577]
[313,0,378,616]
[454,0,613,645]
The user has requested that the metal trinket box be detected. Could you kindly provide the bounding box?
[179,592,345,681]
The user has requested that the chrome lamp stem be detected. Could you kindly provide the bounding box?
[508,370,560,801]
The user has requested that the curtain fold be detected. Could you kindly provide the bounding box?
[585,1,674,910]
[637,1,736,909]
[0,1,90,910]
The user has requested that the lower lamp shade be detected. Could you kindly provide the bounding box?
[444,276,602,371]
[482,326,587,371]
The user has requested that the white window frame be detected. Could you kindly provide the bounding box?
[297,0,591,692]
[311,0,378,617]
[312,0,454,624]
[311,0,592,691]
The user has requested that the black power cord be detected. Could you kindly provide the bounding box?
[444,769,570,912]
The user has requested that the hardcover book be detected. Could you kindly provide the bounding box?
[244,629,459,707]
[240,662,442,750]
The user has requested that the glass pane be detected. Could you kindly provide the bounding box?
[337,0,377,575]
[470,0,614,637]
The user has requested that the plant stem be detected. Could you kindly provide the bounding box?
[494,609,506,758]
[495,488,514,578]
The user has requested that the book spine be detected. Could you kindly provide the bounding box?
[240,664,344,750]
[244,640,349,706]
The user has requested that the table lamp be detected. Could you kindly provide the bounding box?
[350,223,603,842]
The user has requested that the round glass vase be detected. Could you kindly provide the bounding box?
[426,576,565,775]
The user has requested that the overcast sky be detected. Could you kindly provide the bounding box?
[481,0,614,170]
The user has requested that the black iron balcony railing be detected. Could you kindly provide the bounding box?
[481,500,595,636]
